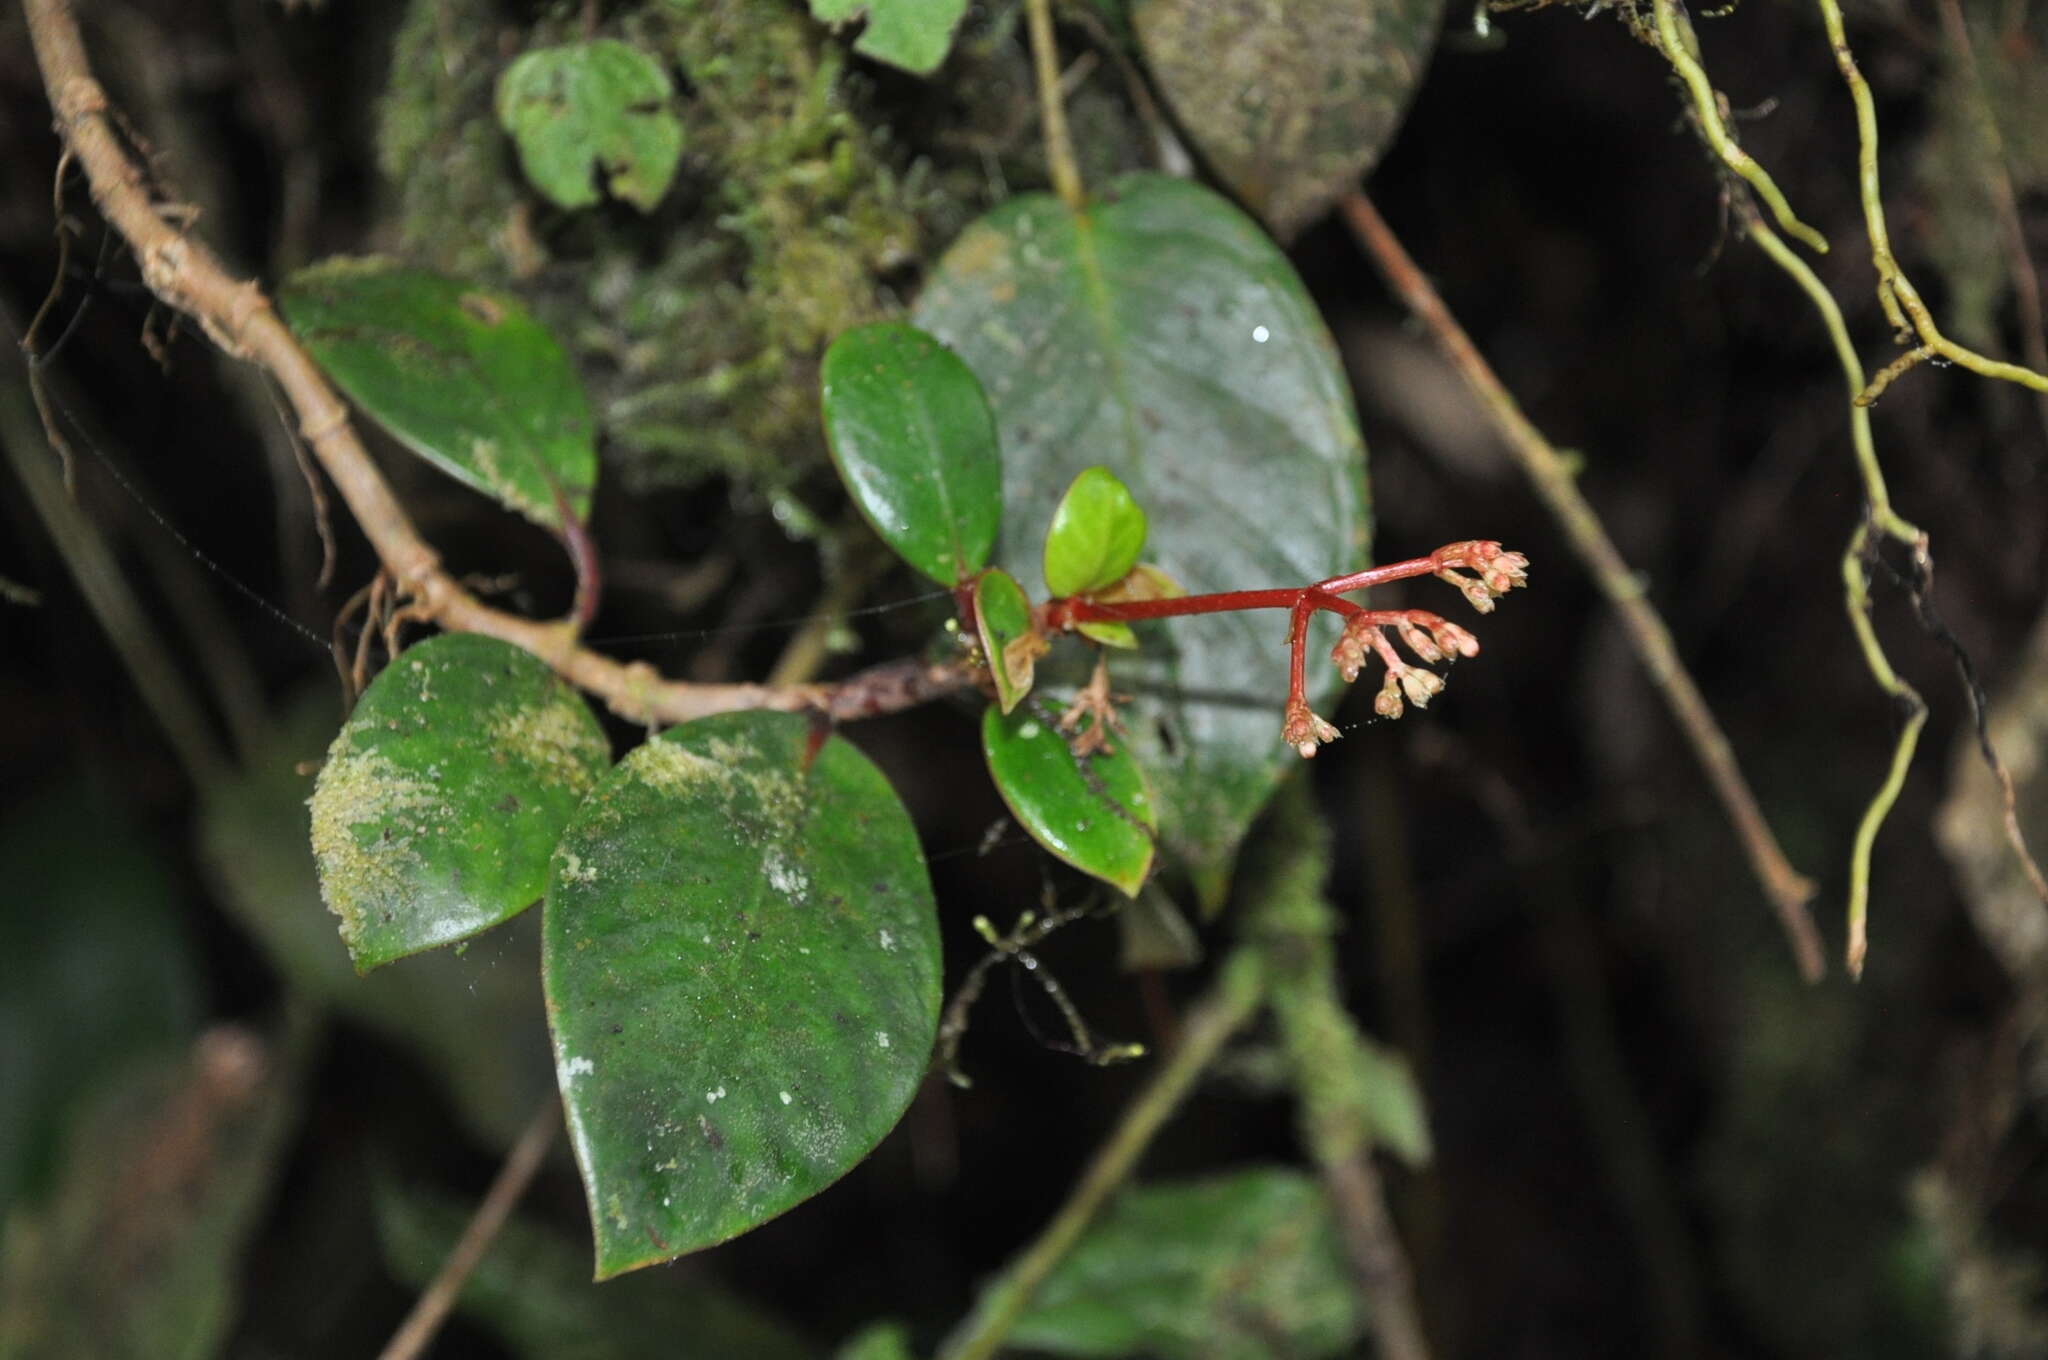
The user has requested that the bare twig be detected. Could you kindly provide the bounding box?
[1025,0,1086,211]
[377,1101,558,1360]
[1339,190,1826,982]
[22,0,974,731]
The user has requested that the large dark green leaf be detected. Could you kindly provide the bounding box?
[1006,1168,1363,1359]
[1134,0,1445,241]
[495,40,684,213]
[310,634,611,972]
[196,690,557,1149]
[376,1181,812,1360]
[543,712,940,1277]
[983,702,1157,897]
[917,174,1367,901]
[279,257,597,532]
[808,0,970,74]
[821,321,1002,585]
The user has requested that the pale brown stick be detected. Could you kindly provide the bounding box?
[22,0,973,728]
[377,1102,558,1360]
[1340,190,1826,983]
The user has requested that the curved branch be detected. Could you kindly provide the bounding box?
[22,0,973,728]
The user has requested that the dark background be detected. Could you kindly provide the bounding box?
[2,0,2045,1356]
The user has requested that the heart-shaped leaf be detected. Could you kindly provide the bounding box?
[1006,1168,1363,1360]
[974,567,1039,714]
[280,258,598,532]
[821,321,1002,585]
[542,712,940,1277]
[1044,466,1148,599]
[982,703,1157,896]
[495,40,684,213]
[310,634,611,973]
[917,175,1367,901]
[1133,0,1445,241]
[807,0,970,75]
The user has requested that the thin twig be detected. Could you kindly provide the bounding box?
[21,0,974,731]
[1339,190,1826,982]
[936,950,1266,1360]
[1814,0,2048,399]
[377,1101,559,1360]
[1024,0,1086,212]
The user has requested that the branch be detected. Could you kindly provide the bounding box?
[1025,0,1086,212]
[1339,190,1827,983]
[21,0,974,729]
[936,948,1266,1360]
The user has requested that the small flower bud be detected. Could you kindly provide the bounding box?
[1399,667,1443,708]
[1432,620,1481,658]
[1374,676,1404,719]
[1397,620,1444,664]
[1282,703,1341,757]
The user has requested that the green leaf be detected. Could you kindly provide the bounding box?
[279,257,598,532]
[974,566,1039,715]
[821,321,1002,585]
[542,711,941,1277]
[495,40,684,212]
[197,689,558,1148]
[1043,465,1148,599]
[835,1321,918,1360]
[917,174,1367,900]
[1133,0,1444,241]
[376,1180,812,1360]
[982,703,1157,896]
[310,634,611,973]
[1358,1037,1432,1169]
[1007,1168,1364,1360]
[808,0,969,75]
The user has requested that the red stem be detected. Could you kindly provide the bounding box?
[1044,551,1447,632]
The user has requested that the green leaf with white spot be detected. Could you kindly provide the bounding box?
[495,40,684,213]
[808,0,969,75]
[280,257,598,532]
[310,634,611,973]
[1007,1169,1363,1360]
[822,321,1002,585]
[1044,466,1148,599]
[982,702,1156,896]
[917,174,1367,903]
[542,711,940,1278]
[974,566,1038,714]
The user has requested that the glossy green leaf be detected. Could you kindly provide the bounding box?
[808,0,969,74]
[821,321,1002,585]
[1006,1168,1363,1360]
[197,690,558,1148]
[495,40,684,212]
[917,174,1367,899]
[982,703,1157,896]
[279,257,598,532]
[310,634,611,972]
[974,566,1039,714]
[377,1181,812,1360]
[1134,0,1444,241]
[0,1025,304,1360]
[1044,465,1148,599]
[542,711,941,1277]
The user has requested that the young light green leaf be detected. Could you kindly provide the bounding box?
[1134,0,1444,241]
[542,712,941,1278]
[982,703,1156,896]
[917,175,1367,903]
[821,321,1002,585]
[310,634,610,973]
[1358,1036,1432,1169]
[1044,466,1149,599]
[1005,1169,1363,1360]
[974,566,1040,714]
[808,0,969,75]
[495,40,684,212]
[279,258,598,532]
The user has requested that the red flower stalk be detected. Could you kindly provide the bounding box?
[1041,540,1529,757]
